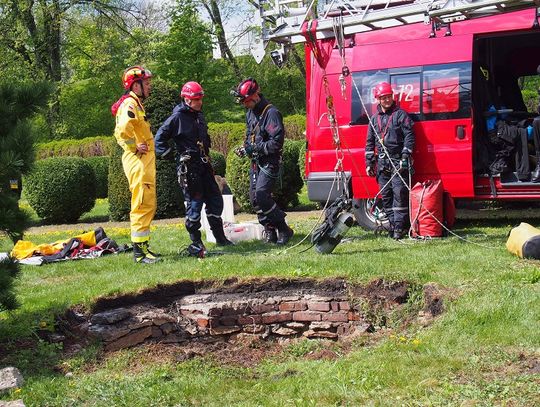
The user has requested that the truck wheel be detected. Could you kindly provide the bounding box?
[352,198,390,231]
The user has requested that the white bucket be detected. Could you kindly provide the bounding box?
[222,222,264,243]
[200,195,235,243]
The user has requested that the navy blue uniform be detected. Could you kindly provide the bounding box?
[244,96,287,229]
[365,103,415,232]
[155,102,225,244]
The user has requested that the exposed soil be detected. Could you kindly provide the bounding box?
[49,277,448,369]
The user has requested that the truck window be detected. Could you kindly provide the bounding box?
[422,63,471,120]
[350,62,471,124]
[392,73,421,114]
[423,71,459,114]
[519,75,540,113]
[350,70,388,125]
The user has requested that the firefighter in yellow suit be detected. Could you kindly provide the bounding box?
[112,66,159,264]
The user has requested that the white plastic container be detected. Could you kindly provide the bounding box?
[222,222,264,243]
[200,195,235,243]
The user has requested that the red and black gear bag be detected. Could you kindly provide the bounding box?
[410,180,444,238]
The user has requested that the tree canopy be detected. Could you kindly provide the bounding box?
[0,0,306,141]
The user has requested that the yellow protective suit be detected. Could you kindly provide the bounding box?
[114,92,156,243]
[11,230,99,260]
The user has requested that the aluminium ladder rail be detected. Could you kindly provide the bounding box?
[257,0,539,45]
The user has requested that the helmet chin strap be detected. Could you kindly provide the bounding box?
[134,80,146,100]
[185,98,201,112]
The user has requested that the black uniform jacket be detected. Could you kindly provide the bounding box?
[365,103,415,165]
[244,95,285,166]
[154,102,210,160]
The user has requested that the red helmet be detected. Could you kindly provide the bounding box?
[122,66,152,90]
[233,78,259,103]
[181,81,205,100]
[373,82,393,99]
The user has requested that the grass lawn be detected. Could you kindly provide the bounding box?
[0,200,539,406]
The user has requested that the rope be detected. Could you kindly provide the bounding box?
[333,10,350,99]
[344,63,499,249]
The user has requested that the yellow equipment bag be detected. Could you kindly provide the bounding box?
[506,222,540,259]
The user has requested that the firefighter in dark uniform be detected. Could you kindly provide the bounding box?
[365,81,415,240]
[233,78,294,245]
[155,81,232,255]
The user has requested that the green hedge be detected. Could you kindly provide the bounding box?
[225,139,304,212]
[298,140,307,181]
[283,114,306,141]
[25,157,96,223]
[34,114,305,161]
[108,144,131,221]
[36,136,113,159]
[277,140,304,208]
[207,116,306,157]
[208,122,245,157]
[155,159,184,219]
[108,144,185,221]
[144,78,181,134]
[226,148,253,211]
[86,156,109,199]
[209,150,226,177]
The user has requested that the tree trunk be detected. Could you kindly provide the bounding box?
[290,46,306,78]
[202,0,242,80]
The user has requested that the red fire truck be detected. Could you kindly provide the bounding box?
[256,0,540,230]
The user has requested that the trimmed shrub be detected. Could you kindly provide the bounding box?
[144,78,181,134]
[275,140,304,208]
[283,114,306,140]
[25,157,96,223]
[108,143,130,221]
[36,136,113,159]
[298,140,307,180]
[155,159,185,219]
[208,122,246,157]
[34,116,304,160]
[207,116,305,157]
[226,147,253,212]
[109,143,186,221]
[210,150,226,177]
[87,156,109,199]
[226,139,304,212]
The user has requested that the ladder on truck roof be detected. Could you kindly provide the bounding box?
[251,0,539,62]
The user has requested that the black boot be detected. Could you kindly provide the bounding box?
[188,229,202,244]
[387,223,395,239]
[212,227,234,246]
[187,240,207,257]
[276,222,294,245]
[208,217,233,246]
[263,226,278,244]
[392,229,405,240]
[133,241,159,264]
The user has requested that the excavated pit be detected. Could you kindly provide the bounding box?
[61,278,446,353]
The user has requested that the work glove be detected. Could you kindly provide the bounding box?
[399,154,410,172]
[366,166,375,177]
[244,143,256,158]
[234,146,246,158]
